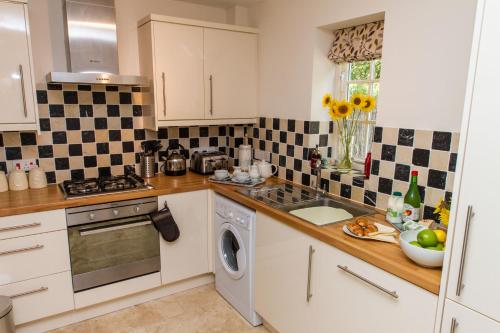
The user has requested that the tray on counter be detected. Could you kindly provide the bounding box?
[208,176,266,187]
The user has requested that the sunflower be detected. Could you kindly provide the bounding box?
[335,100,353,118]
[322,93,333,108]
[361,96,376,112]
[328,103,341,120]
[350,93,364,110]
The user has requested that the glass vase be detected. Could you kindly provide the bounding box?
[337,138,353,172]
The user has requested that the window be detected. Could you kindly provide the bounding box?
[334,59,381,166]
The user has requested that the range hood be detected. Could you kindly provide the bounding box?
[46,0,147,86]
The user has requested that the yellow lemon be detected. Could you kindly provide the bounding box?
[433,230,447,243]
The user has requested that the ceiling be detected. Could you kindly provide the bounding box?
[175,0,263,8]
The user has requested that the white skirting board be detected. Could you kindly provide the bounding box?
[16,273,214,333]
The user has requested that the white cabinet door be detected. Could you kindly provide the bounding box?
[255,212,318,333]
[446,0,500,321]
[441,299,500,333]
[0,1,36,127]
[158,190,209,284]
[152,22,204,121]
[316,242,437,333]
[204,28,258,120]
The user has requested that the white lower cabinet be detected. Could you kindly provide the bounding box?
[0,271,74,325]
[158,190,209,284]
[441,299,500,333]
[255,212,438,333]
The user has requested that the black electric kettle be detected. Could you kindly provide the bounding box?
[161,143,187,176]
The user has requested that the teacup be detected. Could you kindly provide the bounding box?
[214,169,229,180]
[235,171,250,181]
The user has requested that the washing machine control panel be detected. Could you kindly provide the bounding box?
[216,201,252,230]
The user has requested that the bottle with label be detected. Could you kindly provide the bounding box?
[402,170,421,222]
[386,191,404,225]
[309,145,322,169]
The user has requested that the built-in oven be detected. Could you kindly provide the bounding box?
[66,197,160,292]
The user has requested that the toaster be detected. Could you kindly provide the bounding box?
[190,151,229,175]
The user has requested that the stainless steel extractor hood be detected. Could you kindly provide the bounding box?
[46,0,147,86]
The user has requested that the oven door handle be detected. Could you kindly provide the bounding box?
[79,220,152,236]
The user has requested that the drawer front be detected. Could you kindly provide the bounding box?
[0,210,66,240]
[0,271,74,325]
[0,230,70,284]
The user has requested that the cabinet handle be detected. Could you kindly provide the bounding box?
[456,205,474,296]
[9,286,48,299]
[337,265,399,299]
[161,72,167,117]
[0,244,44,256]
[209,75,214,116]
[0,222,41,233]
[19,64,28,118]
[449,318,458,333]
[306,245,315,302]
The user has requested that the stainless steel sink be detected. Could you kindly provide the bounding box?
[237,183,375,225]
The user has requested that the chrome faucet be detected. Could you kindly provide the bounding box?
[314,166,325,198]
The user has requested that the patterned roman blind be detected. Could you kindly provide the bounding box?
[327,20,384,64]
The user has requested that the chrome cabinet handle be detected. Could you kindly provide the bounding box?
[306,245,315,302]
[0,244,44,256]
[161,72,166,117]
[450,318,458,333]
[19,64,27,118]
[209,75,214,116]
[337,265,399,299]
[79,220,151,236]
[0,222,41,233]
[9,286,48,299]
[456,205,474,296]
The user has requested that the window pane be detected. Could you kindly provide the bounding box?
[349,61,371,80]
[372,82,380,98]
[374,59,382,79]
[348,83,369,98]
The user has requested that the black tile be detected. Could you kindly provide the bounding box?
[291,133,302,147]
[209,137,218,147]
[394,163,411,182]
[63,91,78,104]
[109,130,121,141]
[79,105,93,117]
[252,127,259,139]
[135,153,141,164]
[20,132,37,145]
[235,137,243,147]
[287,119,296,132]
[449,153,457,172]
[49,104,64,117]
[371,159,380,175]
[134,129,146,141]
[0,134,3,147]
[412,148,430,167]
[0,162,6,173]
[293,158,302,172]
[71,169,85,181]
[287,144,294,157]
[98,167,111,178]
[427,169,447,189]
[158,128,168,139]
[432,132,452,151]
[445,191,453,203]
[81,130,96,143]
[106,85,119,91]
[228,148,235,158]
[218,126,226,136]
[285,169,293,181]
[418,186,426,203]
[423,205,440,221]
[272,142,279,154]
[36,90,48,104]
[373,126,383,143]
[84,156,97,168]
[378,177,393,195]
[132,86,141,92]
[279,155,286,167]
[107,105,120,117]
[55,157,70,170]
[167,139,179,148]
[97,142,109,154]
[110,154,123,166]
[330,172,341,182]
[302,147,310,160]
[352,177,364,188]
[5,147,22,160]
[68,144,83,156]
[301,173,310,186]
[133,105,142,116]
[39,118,51,131]
[78,84,91,91]
[66,118,81,131]
[319,134,328,147]
[327,147,332,158]
[364,190,377,206]
[92,92,106,104]
[329,121,334,133]
[47,83,62,90]
[121,117,133,129]
[265,129,272,141]
[398,128,414,146]
[119,92,132,104]
[94,118,108,129]
[45,171,56,184]
[190,138,199,148]
[200,127,209,137]
[320,179,329,192]
[304,121,319,134]
[229,127,235,137]
[279,131,287,143]
[52,131,67,144]
[259,140,265,150]
[273,118,280,130]
[381,144,396,161]
[122,141,134,153]
[179,127,189,138]
[258,118,266,129]
[341,184,352,198]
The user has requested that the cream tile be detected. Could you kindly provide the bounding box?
[446,172,455,192]
[429,150,450,171]
[3,132,20,146]
[21,146,37,159]
[53,144,69,157]
[106,92,119,104]
[414,130,433,149]
[381,127,398,145]
[450,132,460,153]
[395,146,412,165]
[47,90,63,104]
[83,143,97,155]
[78,91,92,105]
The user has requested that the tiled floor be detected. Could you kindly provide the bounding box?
[49,284,269,333]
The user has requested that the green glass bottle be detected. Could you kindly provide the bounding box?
[402,170,421,222]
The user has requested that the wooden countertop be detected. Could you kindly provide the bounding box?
[0,172,441,294]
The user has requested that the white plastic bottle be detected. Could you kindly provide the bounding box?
[386,191,404,226]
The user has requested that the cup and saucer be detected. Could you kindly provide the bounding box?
[231,171,252,184]
[213,169,230,181]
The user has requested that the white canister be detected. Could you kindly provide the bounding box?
[386,191,404,224]
[8,170,29,191]
[0,171,8,192]
[29,167,48,189]
[238,145,252,171]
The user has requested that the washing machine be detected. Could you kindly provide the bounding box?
[214,194,262,326]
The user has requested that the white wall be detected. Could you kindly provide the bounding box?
[251,0,477,132]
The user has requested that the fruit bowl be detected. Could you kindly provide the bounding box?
[399,230,445,268]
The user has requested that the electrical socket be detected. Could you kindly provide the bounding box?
[254,149,271,162]
[12,159,38,171]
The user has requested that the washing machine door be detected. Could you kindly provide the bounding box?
[218,223,247,280]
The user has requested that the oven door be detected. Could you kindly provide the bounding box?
[68,215,160,292]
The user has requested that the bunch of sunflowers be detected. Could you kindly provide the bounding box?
[434,198,451,227]
[322,93,377,169]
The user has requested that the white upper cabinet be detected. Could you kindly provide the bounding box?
[0,0,37,131]
[138,15,259,129]
[204,28,258,120]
